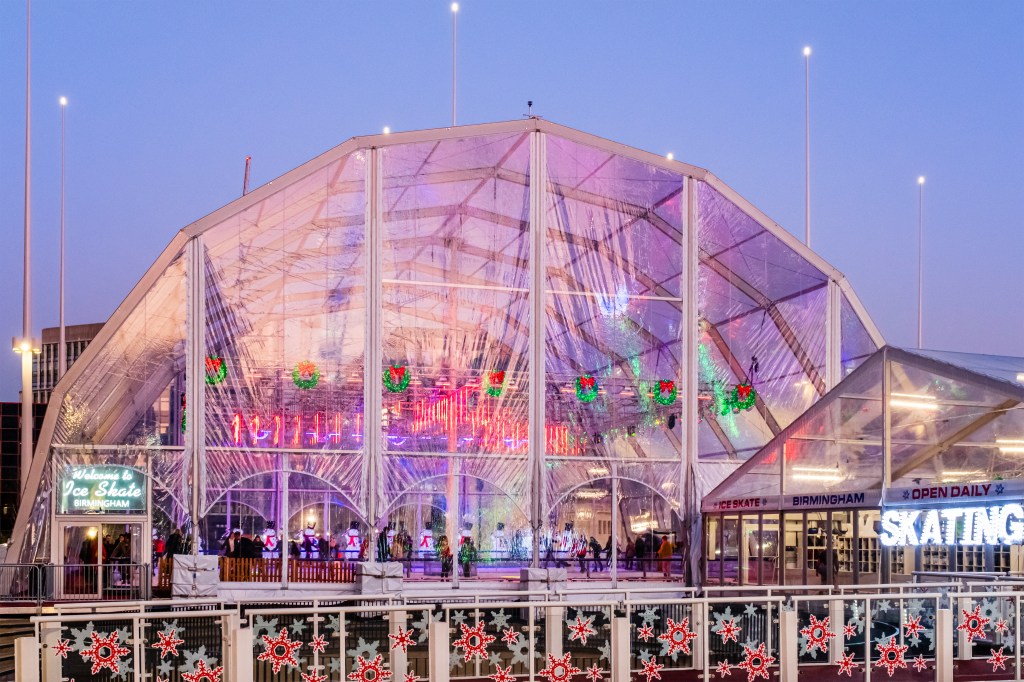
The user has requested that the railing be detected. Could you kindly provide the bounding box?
[0,562,150,605]
[218,557,357,583]
[17,583,1024,681]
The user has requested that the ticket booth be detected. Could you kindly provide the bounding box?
[52,464,150,599]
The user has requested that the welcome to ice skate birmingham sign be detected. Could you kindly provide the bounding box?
[880,504,1024,547]
[58,465,146,514]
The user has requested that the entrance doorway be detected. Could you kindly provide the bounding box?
[58,520,145,599]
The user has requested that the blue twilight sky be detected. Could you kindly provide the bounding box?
[0,1,1021,400]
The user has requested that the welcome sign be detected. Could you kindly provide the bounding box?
[58,466,146,514]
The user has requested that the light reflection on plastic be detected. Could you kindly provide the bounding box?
[880,504,1024,546]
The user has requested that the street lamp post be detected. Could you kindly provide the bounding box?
[917,176,925,348]
[18,0,35,499]
[451,2,458,126]
[59,96,67,379]
[803,46,811,247]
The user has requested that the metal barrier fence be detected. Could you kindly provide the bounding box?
[17,581,1024,681]
[0,562,150,605]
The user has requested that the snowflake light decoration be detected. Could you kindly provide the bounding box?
[80,630,132,675]
[302,670,329,682]
[347,655,393,682]
[799,615,835,654]
[404,674,420,682]
[538,652,581,682]
[842,623,857,639]
[874,636,908,677]
[501,627,520,646]
[995,618,1010,635]
[258,628,303,673]
[452,621,497,662]
[912,655,928,672]
[309,634,328,654]
[637,657,665,682]
[181,659,224,682]
[836,651,859,677]
[488,664,517,682]
[735,643,775,682]
[988,648,1009,672]
[903,615,925,640]
[658,617,698,656]
[567,615,597,645]
[53,638,71,659]
[959,604,990,644]
[153,629,185,659]
[585,664,604,682]
[714,618,742,644]
[636,624,655,642]
[716,660,732,677]
[389,626,415,653]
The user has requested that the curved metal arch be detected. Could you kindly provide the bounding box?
[377,471,530,524]
[201,468,365,524]
[549,474,681,514]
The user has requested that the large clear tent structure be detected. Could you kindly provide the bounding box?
[9,119,883,585]
[703,346,1024,587]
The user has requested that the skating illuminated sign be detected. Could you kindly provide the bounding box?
[58,466,146,514]
[879,504,1024,547]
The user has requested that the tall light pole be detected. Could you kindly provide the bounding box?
[15,0,38,499]
[451,2,458,126]
[917,176,925,348]
[803,46,811,247]
[59,96,68,379]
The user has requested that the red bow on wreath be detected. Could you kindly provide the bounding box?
[578,376,595,391]
[489,370,505,385]
[735,383,752,401]
[389,366,406,384]
[659,380,674,393]
[205,357,222,373]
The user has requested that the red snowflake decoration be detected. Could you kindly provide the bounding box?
[403,674,419,682]
[258,628,303,673]
[912,655,928,672]
[637,657,665,682]
[995,618,1010,635]
[389,626,415,653]
[658,617,698,656]
[988,648,1009,672]
[836,650,859,677]
[302,671,329,682]
[567,615,597,645]
[636,624,655,641]
[799,614,836,654]
[347,655,393,682]
[715,618,742,644]
[488,664,517,682]
[182,659,224,682]
[80,630,131,675]
[716,660,732,677]
[874,636,908,677]
[538,652,581,682]
[501,627,521,646]
[53,638,71,659]
[452,621,497,662]
[903,615,925,639]
[153,629,185,659]
[842,624,856,639]
[735,642,775,682]
[585,664,604,682]
[958,604,990,644]
[309,634,328,654]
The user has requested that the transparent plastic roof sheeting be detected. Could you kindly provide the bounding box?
[12,121,883,566]
[706,346,1024,509]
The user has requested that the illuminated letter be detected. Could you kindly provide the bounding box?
[880,510,902,546]
[919,510,942,545]
[1001,503,1024,544]
[939,508,962,545]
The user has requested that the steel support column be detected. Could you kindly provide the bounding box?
[528,129,547,568]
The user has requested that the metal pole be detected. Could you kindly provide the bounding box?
[21,0,34,498]
[59,97,67,380]
[917,177,925,349]
[804,47,811,247]
[451,4,457,126]
[242,155,251,196]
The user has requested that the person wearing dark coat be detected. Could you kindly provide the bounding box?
[166,528,183,556]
